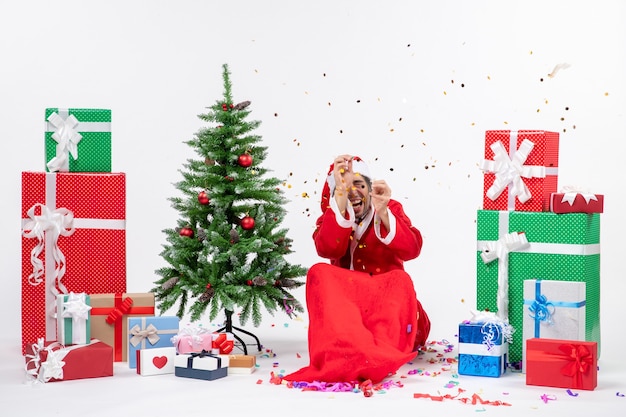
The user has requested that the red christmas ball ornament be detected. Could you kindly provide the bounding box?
[197,191,210,205]
[179,227,194,238]
[246,280,253,286]
[240,216,255,230]
[222,103,228,111]
[205,283,211,289]
[238,153,253,168]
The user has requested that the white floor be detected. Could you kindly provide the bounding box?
[1,315,623,417]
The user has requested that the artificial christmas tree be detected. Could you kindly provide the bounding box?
[152,64,306,353]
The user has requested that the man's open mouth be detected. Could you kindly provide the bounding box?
[351,199,363,208]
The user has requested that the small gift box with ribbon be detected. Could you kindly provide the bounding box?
[174,350,229,381]
[550,186,604,214]
[45,108,112,173]
[136,347,176,376]
[127,316,179,369]
[21,171,126,354]
[522,279,586,372]
[481,130,559,212]
[90,293,155,362]
[171,326,213,354]
[56,292,91,345]
[525,338,597,390]
[458,311,513,377]
[476,209,601,364]
[226,354,257,375]
[211,332,235,354]
[24,338,113,383]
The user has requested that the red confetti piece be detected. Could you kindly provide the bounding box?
[414,388,511,406]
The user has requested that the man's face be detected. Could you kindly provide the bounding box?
[348,176,370,219]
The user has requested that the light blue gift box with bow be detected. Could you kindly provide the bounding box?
[522,279,586,373]
[127,316,179,368]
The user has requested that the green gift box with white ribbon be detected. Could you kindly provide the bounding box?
[476,210,600,364]
[45,108,112,172]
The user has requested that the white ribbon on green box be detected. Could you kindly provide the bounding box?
[45,108,112,173]
[57,292,91,345]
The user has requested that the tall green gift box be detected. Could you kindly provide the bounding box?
[45,108,112,172]
[476,210,600,363]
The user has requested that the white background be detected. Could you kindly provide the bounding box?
[1,1,625,415]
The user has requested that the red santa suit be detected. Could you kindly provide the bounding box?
[283,162,430,384]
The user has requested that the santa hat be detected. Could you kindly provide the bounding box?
[320,156,371,212]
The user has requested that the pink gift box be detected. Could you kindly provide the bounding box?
[172,327,213,354]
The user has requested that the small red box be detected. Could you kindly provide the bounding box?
[24,339,113,382]
[525,338,597,390]
[21,172,126,354]
[482,130,559,211]
[550,192,604,214]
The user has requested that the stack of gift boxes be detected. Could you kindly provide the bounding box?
[458,130,602,391]
[21,108,255,383]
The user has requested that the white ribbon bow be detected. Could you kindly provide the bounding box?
[22,203,75,293]
[129,324,160,347]
[467,309,515,350]
[46,112,82,172]
[480,232,530,321]
[481,139,546,204]
[61,292,91,343]
[560,185,598,205]
[171,326,209,346]
[25,338,67,383]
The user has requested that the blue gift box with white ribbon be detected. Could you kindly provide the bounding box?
[458,318,510,377]
[522,279,586,372]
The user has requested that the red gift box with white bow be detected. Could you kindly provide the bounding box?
[24,339,113,383]
[481,130,559,212]
[550,188,604,214]
[20,172,126,354]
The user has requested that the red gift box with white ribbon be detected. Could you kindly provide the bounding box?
[21,172,126,354]
[24,338,113,383]
[481,130,559,212]
[550,187,604,214]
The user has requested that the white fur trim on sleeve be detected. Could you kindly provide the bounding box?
[374,210,396,244]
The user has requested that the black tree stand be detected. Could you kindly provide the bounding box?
[215,309,262,355]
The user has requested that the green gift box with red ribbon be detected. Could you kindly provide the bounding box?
[44,108,112,173]
[90,293,155,362]
[525,338,597,390]
[476,210,600,364]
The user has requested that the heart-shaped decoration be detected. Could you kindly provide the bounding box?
[152,356,168,369]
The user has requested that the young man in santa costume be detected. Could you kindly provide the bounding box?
[283,155,430,385]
